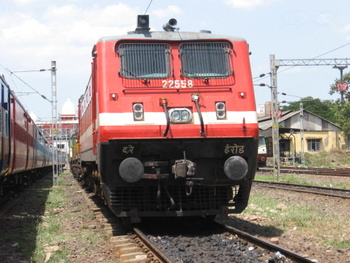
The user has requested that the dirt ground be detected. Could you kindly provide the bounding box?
[0,173,116,262]
[229,177,350,263]
[1,171,349,262]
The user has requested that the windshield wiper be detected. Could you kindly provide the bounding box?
[120,69,150,84]
[182,70,209,83]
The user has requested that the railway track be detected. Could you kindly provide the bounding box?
[87,194,270,262]
[259,166,350,177]
[79,191,169,262]
[138,217,320,263]
[218,222,319,263]
[0,173,322,262]
[80,181,322,262]
[253,180,350,199]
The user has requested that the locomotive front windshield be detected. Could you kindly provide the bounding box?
[179,42,233,79]
[118,43,172,79]
[117,41,233,81]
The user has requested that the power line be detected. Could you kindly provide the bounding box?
[5,68,51,102]
[278,42,350,75]
[253,41,350,81]
[144,0,154,14]
[313,42,350,59]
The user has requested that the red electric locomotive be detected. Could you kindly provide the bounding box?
[76,15,258,221]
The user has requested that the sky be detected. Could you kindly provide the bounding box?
[1,0,350,120]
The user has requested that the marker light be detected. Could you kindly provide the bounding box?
[133,103,144,121]
[216,102,226,119]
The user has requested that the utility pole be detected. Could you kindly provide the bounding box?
[7,62,59,186]
[281,93,315,166]
[299,102,305,166]
[269,55,350,172]
[270,54,281,181]
[51,61,58,186]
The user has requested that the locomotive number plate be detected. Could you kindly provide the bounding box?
[162,80,193,88]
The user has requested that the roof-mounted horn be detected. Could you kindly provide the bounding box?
[163,18,178,32]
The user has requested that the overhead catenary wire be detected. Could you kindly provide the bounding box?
[0,63,53,120]
[313,42,350,59]
[144,0,154,14]
[5,67,51,103]
[253,41,350,81]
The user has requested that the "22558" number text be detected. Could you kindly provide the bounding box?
[162,80,193,88]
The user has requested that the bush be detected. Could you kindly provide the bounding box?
[304,150,350,168]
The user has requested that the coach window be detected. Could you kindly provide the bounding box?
[0,83,2,106]
[1,83,10,137]
[179,42,233,79]
[1,83,9,109]
[57,143,65,149]
[118,43,172,79]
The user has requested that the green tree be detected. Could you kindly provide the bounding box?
[333,101,350,136]
[329,71,350,139]
[278,72,350,141]
[280,97,337,124]
[329,71,350,101]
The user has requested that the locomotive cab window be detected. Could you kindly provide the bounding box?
[118,43,172,79]
[179,42,233,79]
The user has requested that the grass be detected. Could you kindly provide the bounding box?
[0,172,115,262]
[245,194,319,228]
[323,238,350,249]
[252,150,350,250]
[255,173,350,189]
[244,193,350,249]
[23,174,110,262]
[31,179,69,262]
[304,150,350,168]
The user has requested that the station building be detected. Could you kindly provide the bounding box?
[35,98,78,159]
[257,102,345,162]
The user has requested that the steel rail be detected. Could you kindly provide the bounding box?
[258,166,350,177]
[219,222,320,263]
[134,227,173,263]
[254,180,350,199]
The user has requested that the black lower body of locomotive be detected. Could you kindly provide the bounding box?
[98,138,258,221]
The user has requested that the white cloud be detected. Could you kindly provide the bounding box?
[224,0,282,9]
[0,3,142,118]
[340,23,350,40]
[43,5,81,23]
[0,3,139,63]
[1,14,50,46]
[340,24,350,33]
[151,5,183,18]
[12,0,40,4]
[314,12,334,26]
[43,3,137,27]
[88,4,138,27]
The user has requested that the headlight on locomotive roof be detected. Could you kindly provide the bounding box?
[169,108,192,124]
[215,102,226,119]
